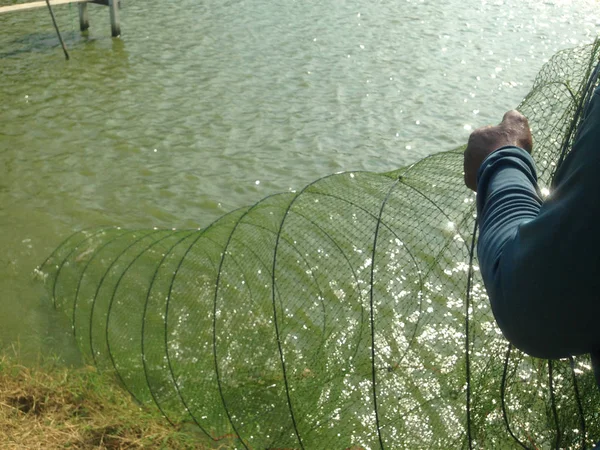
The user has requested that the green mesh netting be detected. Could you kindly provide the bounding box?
[38,40,600,449]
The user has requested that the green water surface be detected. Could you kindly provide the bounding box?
[0,0,598,363]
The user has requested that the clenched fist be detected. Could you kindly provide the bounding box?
[464,110,533,191]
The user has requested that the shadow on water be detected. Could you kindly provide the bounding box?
[0,30,88,59]
[0,29,128,60]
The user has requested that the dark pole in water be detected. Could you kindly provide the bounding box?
[44,0,69,60]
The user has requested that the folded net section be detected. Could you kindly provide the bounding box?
[39,40,600,449]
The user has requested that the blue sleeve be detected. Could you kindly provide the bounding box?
[476,88,600,360]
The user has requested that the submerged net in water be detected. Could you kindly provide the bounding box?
[39,40,600,449]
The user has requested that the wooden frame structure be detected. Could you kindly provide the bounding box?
[0,0,121,37]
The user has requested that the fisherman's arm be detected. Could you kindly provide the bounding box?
[466,96,600,359]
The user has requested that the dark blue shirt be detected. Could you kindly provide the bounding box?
[476,87,600,367]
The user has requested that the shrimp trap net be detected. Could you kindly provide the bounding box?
[39,40,600,449]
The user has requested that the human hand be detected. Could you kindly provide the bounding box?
[463,110,533,191]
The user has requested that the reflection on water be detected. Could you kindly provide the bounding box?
[0,0,598,361]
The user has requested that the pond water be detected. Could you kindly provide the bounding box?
[0,0,598,364]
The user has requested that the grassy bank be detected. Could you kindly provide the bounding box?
[0,351,232,449]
